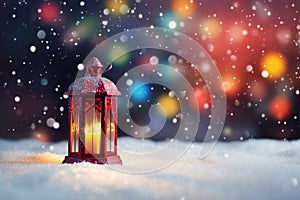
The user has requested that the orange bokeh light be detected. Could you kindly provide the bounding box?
[106,0,128,15]
[171,0,195,18]
[222,75,240,96]
[269,95,291,120]
[31,129,52,142]
[200,18,221,39]
[261,52,287,79]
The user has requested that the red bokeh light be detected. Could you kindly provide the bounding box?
[248,81,267,101]
[269,96,291,120]
[38,3,59,24]
[31,129,52,142]
[194,87,211,110]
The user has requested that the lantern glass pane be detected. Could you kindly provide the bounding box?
[111,97,117,152]
[106,97,115,152]
[70,98,80,153]
[84,98,102,154]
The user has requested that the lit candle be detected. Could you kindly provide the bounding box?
[85,123,101,154]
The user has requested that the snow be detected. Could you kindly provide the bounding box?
[0,138,300,200]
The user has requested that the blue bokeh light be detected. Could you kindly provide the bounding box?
[40,78,48,86]
[132,84,150,102]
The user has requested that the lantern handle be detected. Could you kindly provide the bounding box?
[103,64,113,74]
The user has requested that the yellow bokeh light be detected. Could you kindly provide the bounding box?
[200,18,221,38]
[223,126,232,137]
[158,95,180,117]
[106,0,128,15]
[108,45,129,65]
[261,52,286,79]
[171,0,195,18]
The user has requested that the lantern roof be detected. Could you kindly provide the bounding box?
[66,57,121,96]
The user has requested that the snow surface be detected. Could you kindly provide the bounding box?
[0,138,300,200]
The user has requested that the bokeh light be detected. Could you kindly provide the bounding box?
[276,28,292,45]
[228,25,247,43]
[269,95,291,120]
[77,17,98,39]
[40,78,48,86]
[38,2,59,24]
[261,52,287,79]
[1,0,300,141]
[105,0,129,16]
[168,21,177,29]
[194,87,211,110]
[108,45,129,65]
[222,74,240,96]
[223,126,233,137]
[248,81,267,101]
[132,85,150,102]
[159,12,180,30]
[171,0,195,18]
[200,18,221,39]
[158,95,180,117]
[63,16,98,46]
[31,129,52,142]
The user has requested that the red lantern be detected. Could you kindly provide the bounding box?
[63,57,122,164]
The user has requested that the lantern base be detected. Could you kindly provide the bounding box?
[62,154,122,165]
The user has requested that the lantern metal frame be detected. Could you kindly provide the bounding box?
[63,57,122,164]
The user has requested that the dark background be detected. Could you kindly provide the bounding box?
[0,0,299,142]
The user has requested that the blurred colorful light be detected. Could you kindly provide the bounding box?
[78,17,98,39]
[261,52,287,79]
[171,0,195,18]
[200,18,221,39]
[269,95,291,120]
[168,21,177,29]
[108,45,129,65]
[31,129,52,142]
[38,3,59,24]
[228,25,247,43]
[222,75,240,96]
[276,28,292,45]
[158,95,180,117]
[248,81,267,101]
[105,0,129,15]
[63,16,99,46]
[132,85,150,102]
[194,87,211,110]
[223,126,233,137]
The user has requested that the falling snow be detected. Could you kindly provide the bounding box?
[29,45,37,53]
[0,0,299,144]
[14,96,21,103]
